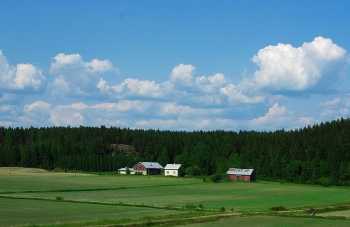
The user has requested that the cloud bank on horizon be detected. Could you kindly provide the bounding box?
[0,36,349,131]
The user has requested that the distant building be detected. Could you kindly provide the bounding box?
[118,167,128,175]
[117,167,135,175]
[133,162,163,175]
[164,164,182,177]
[226,168,255,182]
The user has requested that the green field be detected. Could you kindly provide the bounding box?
[179,216,350,227]
[0,197,184,227]
[1,167,350,226]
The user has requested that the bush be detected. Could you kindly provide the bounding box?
[317,177,332,187]
[210,174,224,183]
[220,207,226,212]
[185,166,201,176]
[55,196,64,201]
[270,206,288,211]
[184,203,197,209]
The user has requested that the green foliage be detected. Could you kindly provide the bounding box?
[186,166,202,176]
[316,177,332,187]
[270,206,288,211]
[55,196,63,201]
[1,118,350,185]
[210,174,224,183]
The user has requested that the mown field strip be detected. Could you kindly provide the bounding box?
[100,213,241,227]
[0,197,190,227]
[0,182,201,195]
[0,194,220,213]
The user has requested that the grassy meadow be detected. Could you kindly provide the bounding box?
[1,167,350,226]
[179,216,350,227]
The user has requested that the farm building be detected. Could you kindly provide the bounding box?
[164,164,182,177]
[226,168,256,182]
[117,167,135,175]
[133,162,163,175]
[118,167,128,175]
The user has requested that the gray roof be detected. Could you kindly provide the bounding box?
[226,168,254,176]
[140,162,163,169]
[164,164,182,170]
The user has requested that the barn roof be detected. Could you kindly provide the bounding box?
[164,164,182,170]
[140,162,163,169]
[226,168,254,176]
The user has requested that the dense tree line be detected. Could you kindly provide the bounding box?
[1,118,350,185]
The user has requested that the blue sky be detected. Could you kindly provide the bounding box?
[0,1,349,130]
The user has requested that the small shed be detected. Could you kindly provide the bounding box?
[133,162,163,175]
[118,167,128,175]
[226,168,255,182]
[118,167,135,175]
[164,164,182,177]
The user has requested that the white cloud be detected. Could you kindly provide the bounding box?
[170,64,195,85]
[97,78,172,98]
[50,53,115,96]
[0,51,45,91]
[221,83,264,104]
[50,53,82,71]
[123,78,166,97]
[320,96,350,119]
[160,102,194,115]
[87,59,113,73]
[1,36,348,131]
[22,101,51,126]
[252,36,346,91]
[195,73,226,92]
[249,103,313,130]
[252,103,288,125]
[135,117,236,131]
[91,100,146,112]
[24,101,51,113]
[50,107,84,126]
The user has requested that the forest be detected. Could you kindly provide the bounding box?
[1,118,350,186]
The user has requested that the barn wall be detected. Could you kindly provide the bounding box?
[165,169,178,176]
[133,163,147,175]
[228,174,252,182]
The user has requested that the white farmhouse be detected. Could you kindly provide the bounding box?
[118,167,128,175]
[164,164,182,177]
[117,167,135,175]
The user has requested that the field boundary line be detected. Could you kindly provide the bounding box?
[0,182,201,195]
[97,213,241,227]
[0,195,220,213]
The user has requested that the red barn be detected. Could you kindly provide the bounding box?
[226,168,255,182]
[133,162,163,175]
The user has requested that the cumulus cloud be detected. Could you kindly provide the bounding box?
[221,83,264,104]
[251,103,288,126]
[252,36,346,91]
[97,78,172,98]
[0,51,45,91]
[87,59,113,73]
[170,64,195,85]
[50,107,84,126]
[135,117,236,131]
[320,95,350,120]
[24,100,51,113]
[1,36,348,131]
[50,53,115,96]
[249,103,313,130]
[195,73,226,92]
